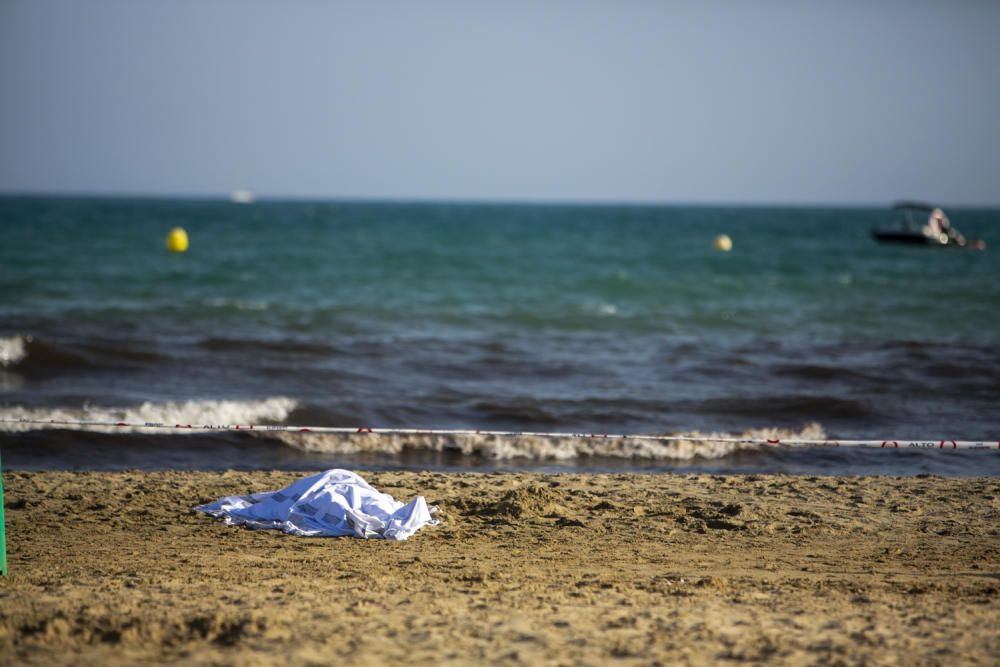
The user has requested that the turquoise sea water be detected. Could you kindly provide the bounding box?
[1,197,998,474]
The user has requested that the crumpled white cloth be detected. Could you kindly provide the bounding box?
[195,469,437,540]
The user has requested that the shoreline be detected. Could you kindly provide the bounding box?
[1,470,998,665]
[5,430,1000,477]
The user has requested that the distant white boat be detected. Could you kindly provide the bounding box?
[229,189,255,204]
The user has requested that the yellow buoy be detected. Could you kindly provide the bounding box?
[713,234,732,252]
[165,227,189,253]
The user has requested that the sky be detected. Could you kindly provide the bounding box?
[1,1,998,205]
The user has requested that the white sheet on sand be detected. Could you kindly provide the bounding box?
[195,469,437,540]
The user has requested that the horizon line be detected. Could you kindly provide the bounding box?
[2,188,999,210]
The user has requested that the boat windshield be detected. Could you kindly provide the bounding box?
[892,202,945,232]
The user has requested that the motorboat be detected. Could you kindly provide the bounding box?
[873,202,984,249]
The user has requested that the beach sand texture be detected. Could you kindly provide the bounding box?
[1,470,998,665]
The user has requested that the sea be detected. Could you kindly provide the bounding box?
[1,196,998,476]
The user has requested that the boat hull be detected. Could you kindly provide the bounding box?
[872,230,939,245]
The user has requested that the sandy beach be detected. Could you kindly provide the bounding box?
[1,469,998,665]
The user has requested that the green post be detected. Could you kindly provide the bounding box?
[0,450,6,576]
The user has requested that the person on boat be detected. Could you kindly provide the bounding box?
[924,210,965,246]
[937,215,966,246]
[924,210,944,240]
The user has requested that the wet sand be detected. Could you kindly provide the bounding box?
[1,470,998,665]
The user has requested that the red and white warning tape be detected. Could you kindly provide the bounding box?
[1,418,997,450]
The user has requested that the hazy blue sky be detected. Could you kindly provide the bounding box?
[2,1,998,204]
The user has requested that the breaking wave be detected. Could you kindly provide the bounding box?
[0,335,29,367]
[0,397,298,433]
[265,423,828,461]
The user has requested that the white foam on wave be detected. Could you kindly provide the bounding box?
[0,335,29,367]
[582,301,618,317]
[0,397,297,433]
[1,399,827,462]
[266,423,828,461]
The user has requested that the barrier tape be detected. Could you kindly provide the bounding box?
[1,418,997,450]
